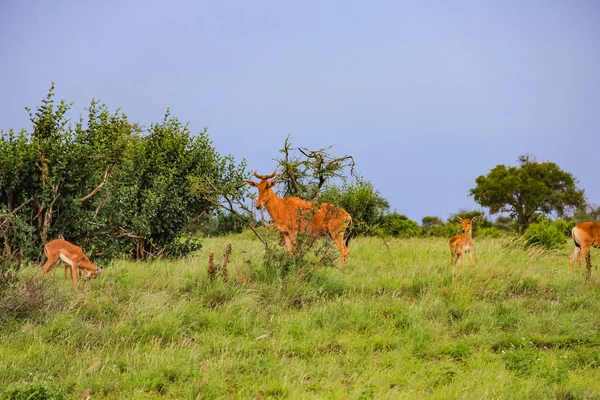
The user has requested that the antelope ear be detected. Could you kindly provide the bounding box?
[246,180,258,187]
[472,216,479,222]
[267,179,277,188]
[455,216,463,222]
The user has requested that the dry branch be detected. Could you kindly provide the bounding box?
[78,164,116,202]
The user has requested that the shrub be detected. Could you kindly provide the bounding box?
[0,270,65,323]
[522,217,567,249]
[478,226,505,238]
[379,212,421,238]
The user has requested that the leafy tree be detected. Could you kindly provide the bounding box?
[107,111,246,259]
[448,210,491,228]
[198,211,245,237]
[470,155,585,234]
[493,215,517,233]
[421,216,444,236]
[0,84,131,263]
[0,84,246,263]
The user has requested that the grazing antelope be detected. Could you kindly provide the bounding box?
[449,216,478,266]
[569,222,600,280]
[247,170,352,266]
[41,239,102,286]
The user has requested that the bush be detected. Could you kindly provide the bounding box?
[522,217,567,249]
[478,226,505,238]
[379,212,421,238]
[319,181,389,237]
[0,270,65,323]
[256,233,337,284]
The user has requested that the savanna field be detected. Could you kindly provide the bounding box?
[1,233,600,399]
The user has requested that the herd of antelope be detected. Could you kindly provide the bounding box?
[41,170,599,286]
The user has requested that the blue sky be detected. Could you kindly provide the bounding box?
[1,0,599,222]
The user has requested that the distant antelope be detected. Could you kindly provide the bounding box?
[247,170,352,266]
[449,216,478,266]
[569,222,600,280]
[41,239,102,286]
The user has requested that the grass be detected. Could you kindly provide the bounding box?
[1,234,599,399]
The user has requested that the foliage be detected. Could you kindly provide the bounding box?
[421,216,444,236]
[0,84,246,262]
[319,181,389,237]
[493,215,518,234]
[379,212,421,238]
[448,209,491,228]
[477,226,505,238]
[470,155,585,234]
[199,211,245,237]
[421,216,459,238]
[570,202,600,224]
[275,136,356,200]
[522,217,569,249]
[105,111,232,259]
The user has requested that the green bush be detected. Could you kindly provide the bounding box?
[522,217,567,249]
[379,212,421,238]
[478,226,505,238]
[319,181,389,237]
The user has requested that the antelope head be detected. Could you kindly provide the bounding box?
[247,170,277,209]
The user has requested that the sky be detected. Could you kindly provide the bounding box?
[1,0,599,223]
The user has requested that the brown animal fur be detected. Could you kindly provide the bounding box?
[569,222,600,280]
[41,239,102,286]
[449,216,477,266]
[247,170,352,266]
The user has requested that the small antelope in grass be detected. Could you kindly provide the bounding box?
[247,170,352,266]
[41,239,102,286]
[449,216,478,266]
[569,222,600,280]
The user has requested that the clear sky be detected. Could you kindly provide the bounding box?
[1,0,599,222]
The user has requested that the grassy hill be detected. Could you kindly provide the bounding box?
[1,234,599,399]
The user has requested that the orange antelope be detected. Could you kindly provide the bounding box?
[569,222,600,280]
[247,170,352,266]
[449,216,478,266]
[41,239,102,286]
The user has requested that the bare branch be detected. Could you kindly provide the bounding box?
[78,164,115,202]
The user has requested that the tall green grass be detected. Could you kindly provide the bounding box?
[1,235,599,399]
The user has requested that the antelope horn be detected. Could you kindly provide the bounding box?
[253,170,277,180]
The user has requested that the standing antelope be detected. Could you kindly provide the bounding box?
[569,222,600,280]
[449,216,478,266]
[247,170,352,266]
[41,239,102,286]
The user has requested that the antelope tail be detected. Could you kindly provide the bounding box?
[345,216,355,247]
[571,227,582,248]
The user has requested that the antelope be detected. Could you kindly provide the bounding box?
[247,170,352,266]
[449,216,478,266]
[41,239,102,286]
[569,222,600,280]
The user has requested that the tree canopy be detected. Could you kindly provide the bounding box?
[469,155,585,234]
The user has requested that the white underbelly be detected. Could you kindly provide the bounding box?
[59,253,74,266]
